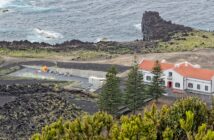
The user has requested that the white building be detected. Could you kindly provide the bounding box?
[89,76,106,92]
[139,59,214,95]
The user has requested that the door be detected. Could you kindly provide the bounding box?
[168,81,172,88]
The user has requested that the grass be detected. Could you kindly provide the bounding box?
[0,57,4,65]
[0,48,114,60]
[155,30,214,52]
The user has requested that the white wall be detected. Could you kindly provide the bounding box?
[89,76,106,89]
[164,69,184,90]
[139,68,213,94]
[140,70,154,84]
[186,78,212,93]
[212,77,214,93]
[140,69,184,90]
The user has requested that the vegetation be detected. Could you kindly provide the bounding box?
[0,48,113,60]
[98,66,122,114]
[156,30,214,52]
[124,64,147,112]
[165,97,208,139]
[148,60,164,101]
[31,97,214,140]
[1,31,214,60]
[180,111,214,140]
[0,56,4,64]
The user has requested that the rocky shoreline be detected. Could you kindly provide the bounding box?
[0,11,195,54]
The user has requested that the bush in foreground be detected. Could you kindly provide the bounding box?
[31,97,214,140]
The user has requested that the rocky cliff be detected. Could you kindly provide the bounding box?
[142,11,192,41]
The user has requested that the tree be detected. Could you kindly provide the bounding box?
[98,66,122,114]
[148,60,164,101]
[180,111,214,140]
[110,114,157,140]
[180,111,194,140]
[165,97,209,139]
[162,127,174,140]
[124,64,146,113]
[32,97,214,140]
[31,112,113,140]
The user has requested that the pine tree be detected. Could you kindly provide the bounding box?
[148,60,164,102]
[124,64,145,113]
[98,66,122,114]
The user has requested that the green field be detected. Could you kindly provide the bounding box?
[0,48,113,60]
[155,30,214,52]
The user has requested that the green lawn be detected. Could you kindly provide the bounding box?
[155,30,214,52]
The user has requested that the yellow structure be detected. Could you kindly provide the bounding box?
[41,65,48,72]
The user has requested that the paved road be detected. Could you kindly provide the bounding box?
[0,57,130,72]
[9,67,92,90]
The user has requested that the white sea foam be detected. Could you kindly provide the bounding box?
[95,37,108,43]
[134,23,141,31]
[0,0,13,8]
[34,28,63,40]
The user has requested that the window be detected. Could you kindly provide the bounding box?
[188,83,193,88]
[205,86,209,91]
[161,80,165,86]
[169,72,173,77]
[175,83,180,88]
[146,76,152,81]
[197,84,200,90]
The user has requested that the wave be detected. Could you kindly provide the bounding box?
[0,0,14,8]
[95,37,108,43]
[33,28,63,40]
[134,23,141,31]
[4,0,58,13]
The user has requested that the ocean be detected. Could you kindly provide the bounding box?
[0,0,214,44]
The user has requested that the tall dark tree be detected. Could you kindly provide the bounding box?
[148,60,164,102]
[124,64,146,113]
[99,66,122,114]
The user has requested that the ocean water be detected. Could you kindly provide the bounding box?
[0,0,214,44]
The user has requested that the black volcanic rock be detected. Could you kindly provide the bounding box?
[142,11,192,41]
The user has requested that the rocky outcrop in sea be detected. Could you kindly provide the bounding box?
[141,11,192,41]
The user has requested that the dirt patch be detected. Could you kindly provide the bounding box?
[85,48,214,69]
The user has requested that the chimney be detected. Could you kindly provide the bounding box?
[161,59,166,63]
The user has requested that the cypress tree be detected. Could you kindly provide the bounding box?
[148,60,164,102]
[124,64,145,113]
[98,66,122,114]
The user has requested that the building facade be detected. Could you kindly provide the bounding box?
[139,59,214,94]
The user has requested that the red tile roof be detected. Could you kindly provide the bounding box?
[174,63,214,81]
[139,59,214,81]
[139,59,174,71]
